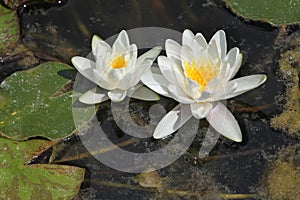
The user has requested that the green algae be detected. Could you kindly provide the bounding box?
[270,43,300,137]
[260,145,300,199]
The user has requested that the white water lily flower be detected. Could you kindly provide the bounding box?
[71,30,162,103]
[142,29,267,142]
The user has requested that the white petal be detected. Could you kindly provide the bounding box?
[182,29,194,47]
[198,127,219,158]
[207,39,220,62]
[209,30,227,59]
[195,91,212,102]
[208,79,238,101]
[141,67,171,97]
[228,53,243,81]
[92,35,102,51]
[92,35,111,59]
[108,89,127,102]
[216,62,229,81]
[190,102,213,119]
[153,104,193,139]
[206,102,242,142]
[119,30,130,47]
[79,87,109,104]
[191,39,205,61]
[194,50,210,68]
[124,44,138,72]
[157,56,185,88]
[165,39,181,65]
[94,44,111,72]
[128,85,160,101]
[117,60,152,90]
[195,33,208,49]
[114,30,130,50]
[104,67,127,87]
[225,74,267,99]
[137,46,162,65]
[171,61,193,95]
[223,47,242,81]
[180,45,194,64]
[186,78,202,99]
[71,56,98,84]
[96,69,117,90]
[168,84,194,104]
[111,30,132,60]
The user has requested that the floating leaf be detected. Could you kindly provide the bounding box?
[224,0,300,26]
[0,137,85,199]
[4,0,29,8]
[0,4,19,53]
[3,0,60,9]
[0,62,77,140]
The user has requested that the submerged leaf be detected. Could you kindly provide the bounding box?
[0,137,85,199]
[0,62,76,140]
[224,0,300,26]
[0,4,19,53]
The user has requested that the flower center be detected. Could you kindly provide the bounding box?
[110,55,126,69]
[183,59,218,90]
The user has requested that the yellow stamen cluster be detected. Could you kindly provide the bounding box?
[110,55,126,69]
[183,59,218,90]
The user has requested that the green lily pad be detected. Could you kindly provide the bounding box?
[0,4,19,53]
[224,0,300,26]
[4,0,28,8]
[3,0,59,9]
[0,137,85,199]
[0,62,76,140]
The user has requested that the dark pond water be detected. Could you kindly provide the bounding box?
[2,0,299,199]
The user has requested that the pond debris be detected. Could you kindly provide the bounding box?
[5,43,38,67]
[135,170,164,189]
[258,145,300,199]
[270,37,300,137]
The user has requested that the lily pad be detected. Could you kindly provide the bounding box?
[0,62,76,140]
[0,4,19,53]
[0,137,85,199]
[3,0,59,9]
[224,0,300,26]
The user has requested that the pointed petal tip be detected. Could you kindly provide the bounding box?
[92,34,102,41]
[165,38,174,44]
[117,30,128,40]
[71,56,82,64]
[262,74,268,83]
[71,56,94,70]
[108,89,127,103]
[153,133,162,139]
[212,30,226,39]
[183,29,193,35]
[219,126,243,142]
[152,104,193,140]
[137,46,162,64]
[231,132,242,142]
[206,102,243,143]
[217,29,225,35]
[79,95,99,105]
[148,46,162,58]
[153,131,171,139]
[78,88,109,105]
[154,46,163,51]
[235,136,242,142]
[120,29,127,34]
[130,86,161,101]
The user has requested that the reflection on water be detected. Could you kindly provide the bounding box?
[5,0,299,199]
